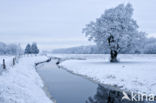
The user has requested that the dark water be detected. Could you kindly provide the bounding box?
[37,60,149,103]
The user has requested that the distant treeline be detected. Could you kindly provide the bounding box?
[0,42,22,55]
[52,45,99,54]
[52,37,156,54]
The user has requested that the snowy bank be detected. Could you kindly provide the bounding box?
[0,56,53,103]
[60,54,156,95]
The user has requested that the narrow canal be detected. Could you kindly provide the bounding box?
[37,60,145,103]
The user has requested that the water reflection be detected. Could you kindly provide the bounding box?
[86,85,146,103]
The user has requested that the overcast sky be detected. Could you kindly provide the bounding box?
[0,0,156,50]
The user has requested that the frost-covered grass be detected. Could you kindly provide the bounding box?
[59,54,156,95]
[0,56,53,103]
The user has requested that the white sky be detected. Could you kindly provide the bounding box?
[0,0,156,50]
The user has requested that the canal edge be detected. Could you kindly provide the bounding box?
[35,57,57,103]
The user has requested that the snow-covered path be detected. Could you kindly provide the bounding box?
[0,56,53,103]
[60,54,156,95]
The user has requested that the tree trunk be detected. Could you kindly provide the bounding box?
[108,35,119,62]
[110,50,118,62]
[3,59,6,69]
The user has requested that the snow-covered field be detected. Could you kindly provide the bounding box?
[0,56,53,103]
[58,54,156,95]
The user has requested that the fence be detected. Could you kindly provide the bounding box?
[0,56,19,72]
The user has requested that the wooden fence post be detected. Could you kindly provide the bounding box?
[3,59,6,69]
[13,58,16,66]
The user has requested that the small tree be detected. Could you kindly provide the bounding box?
[31,43,39,54]
[24,44,31,54]
[83,3,145,62]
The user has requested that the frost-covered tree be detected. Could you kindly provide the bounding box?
[24,44,31,54]
[31,43,39,54]
[144,38,156,54]
[83,3,145,62]
[7,44,22,55]
[0,42,7,54]
[0,42,22,55]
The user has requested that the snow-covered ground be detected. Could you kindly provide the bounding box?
[0,56,53,103]
[59,54,156,95]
